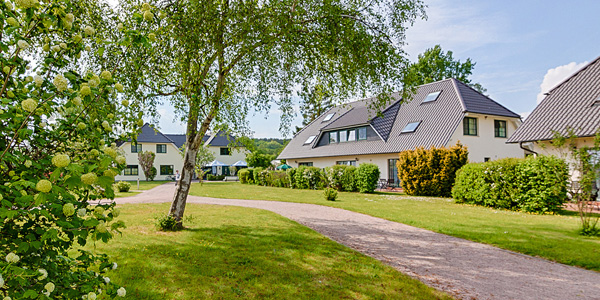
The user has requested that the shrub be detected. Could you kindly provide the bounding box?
[116,181,132,192]
[357,163,380,193]
[266,171,290,188]
[340,166,358,192]
[207,174,226,181]
[287,168,297,188]
[397,143,468,197]
[148,166,157,181]
[295,166,326,189]
[324,165,347,190]
[156,214,179,231]
[239,169,251,184]
[246,168,255,184]
[324,187,338,201]
[452,156,568,214]
[253,167,265,185]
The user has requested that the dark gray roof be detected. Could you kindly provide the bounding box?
[321,105,371,130]
[132,123,177,144]
[164,134,186,149]
[278,78,520,160]
[508,56,600,143]
[205,130,243,147]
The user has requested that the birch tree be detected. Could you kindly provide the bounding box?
[119,0,426,228]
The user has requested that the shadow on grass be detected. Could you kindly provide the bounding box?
[107,224,447,300]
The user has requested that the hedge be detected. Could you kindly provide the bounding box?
[397,143,468,197]
[452,156,568,214]
[357,163,380,193]
[324,165,358,192]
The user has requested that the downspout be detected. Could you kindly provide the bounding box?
[520,141,537,156]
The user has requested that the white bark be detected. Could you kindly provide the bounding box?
[169,146,198,227]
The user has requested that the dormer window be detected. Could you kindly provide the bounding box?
[401,121,421,133]
[304,135,316,145]
[422,91,441,103]
[323,113,335,122]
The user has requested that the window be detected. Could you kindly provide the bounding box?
[358,127,367,140]
[304,135,316,145]
[339,130,348,142]
[131,143,142,153]
[388,159,399,187]
[156,144,167,153]
[423,91,441,103]
[323,113,335,122]
[401,121,421,133]
[299,162,313,166]
[592,96,600,107]
[494,120,507,138]
[484,157,490,162]
[220,148,231,155]
[348,130,356,141]
[124,165,138,176]
[336,160,356,166]
[463,117,478,136]
[329,131,338,143]
[160,165,174,175]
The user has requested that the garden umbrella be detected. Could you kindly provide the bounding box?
[276,164,292,170]
[232,160,248,167]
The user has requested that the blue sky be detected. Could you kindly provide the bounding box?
[156,0,600,137]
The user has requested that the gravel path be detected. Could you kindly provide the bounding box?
[116,183,600,300]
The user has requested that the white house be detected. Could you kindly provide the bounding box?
[278,78,525,186]
[115,124,248,181]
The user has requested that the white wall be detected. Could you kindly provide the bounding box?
[533,137,597,181]
[447,113,525,162]
[207,146,248,165]
[115,142,184,182]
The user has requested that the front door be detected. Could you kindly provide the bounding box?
[388,159,399,187]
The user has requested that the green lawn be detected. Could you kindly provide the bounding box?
[92,203,450,299]
[114,180,171,198]
[189,182,600,271]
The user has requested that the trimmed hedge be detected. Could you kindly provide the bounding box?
[452,156,568,214]
[397,143,468,197]
[357,163,380,193]
[241,164,380,194]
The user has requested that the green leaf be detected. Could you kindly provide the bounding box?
[23,290,38,298]
[83,218,99,227]
[18,241,29,252]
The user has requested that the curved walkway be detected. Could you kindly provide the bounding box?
[116,183,600,300]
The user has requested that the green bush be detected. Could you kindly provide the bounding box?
[357,163,380,193]
[397,143,468,197]
[264,171,290,188]
[324,165,347,190]
[207,174,226,181]
[253,167,264,185]
[323,187,338,201]
[238,169,251,184]
[287,168,297,188]
[116,181,131,192]
[452,156,568,214]
[294,166,326,189]
[341,166,358,192]
[155,214,179,231]
[148,166,157,181]
[246,168,255,184]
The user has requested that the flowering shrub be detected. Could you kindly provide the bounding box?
[115,181,131,192]
[324,165,358,191]
[0,0,157,298]
[294,166,326,190]
[357,163,380,193]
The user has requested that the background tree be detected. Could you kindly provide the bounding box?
[403,45,487,94]
[180,144,215,180]
[0,0,154,297]
[120,0,426,228]
[138,150,156,181]
[298,83,334,129]
[247,152,275,169]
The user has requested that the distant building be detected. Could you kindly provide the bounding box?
[115,124,247,181]
[278,78,525,186]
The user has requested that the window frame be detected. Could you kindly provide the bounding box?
[160,165,174,175]
[304,135,316,145]
[401,121,421,133]
[494,120,507,138]
[156,144,167,153]
[131,143,142,153]
[323,113,335,122]
[329,131,338,143]
[358,127,367,140]
[336,160,357,166]
[463,117,478,136]
[339,130,348,142]
[422,91,441,103]
[298,162,313,167]
[347,129,356,142]
[220,147,231,156]
[123,165,139,176]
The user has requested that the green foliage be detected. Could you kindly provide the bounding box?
[452,156,569,214]
[287,168,297,188]
[357,163,381,193]
[238,169,251,184]
[324,165,358,192]
[403,45,486,94]
[251,138,289,156]
[138,150,156,181]
[246,168,255,184]
[116,181,131,192]
[323,187,338,201]
[299,83,334,126]
[341,166,359,192]
[255,170,289,188]
[155,214,179,231]
[294,166,326,190]
[207,174,225,181]
[0,0,154,297]
[253,167,264,184]
[247,152,274,169]
[148,166,157,181]
[397,143,469,197]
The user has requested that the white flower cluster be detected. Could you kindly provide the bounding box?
[38,268,48,280]
[34,74,43,86]
[63,203,75,216]
[81,172,98,185]
[84,25,95,36]
[0,273,4,288]
[17,40,29,50]
[100,70,111,80]
[14,0,38,9]
[5,253,19,263]
[117,287,126,297]
[52,154,71,167]
[21,98,37,112]
[36,179,52,193]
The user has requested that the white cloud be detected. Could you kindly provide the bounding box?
[536,61,588,103]
[519,111,531,120]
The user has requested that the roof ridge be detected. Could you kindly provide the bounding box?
[545,56,600,95]
[450,78,467,111]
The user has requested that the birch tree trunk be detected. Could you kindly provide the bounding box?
[168,142,198,228]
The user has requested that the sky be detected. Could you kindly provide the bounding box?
[152,0,600,137]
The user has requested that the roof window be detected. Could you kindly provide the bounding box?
[304,135,316,145]
[401,121,421,133]
[323,113,335,122]
[592,96,600,107]
[422,91,441,103]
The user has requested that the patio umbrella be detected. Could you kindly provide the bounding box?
[206,160,229,167]
[276,164,292,170]
[232,160,248,167]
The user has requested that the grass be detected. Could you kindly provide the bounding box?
[114,180,171,198]
[189,182,600,271]
[91,203,450,299]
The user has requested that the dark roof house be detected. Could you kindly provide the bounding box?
[508,56,600,144]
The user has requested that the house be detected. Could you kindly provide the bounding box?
[278,78,525,186]
[508,56,600,181]
[115,124,248,181]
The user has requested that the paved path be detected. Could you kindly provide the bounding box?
[117,183,600,300]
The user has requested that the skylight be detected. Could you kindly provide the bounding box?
[401,121,421,133]
[593,96,600,107]
[323,113,335,122]
[422,91,441,103]
[304,135,316,144]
